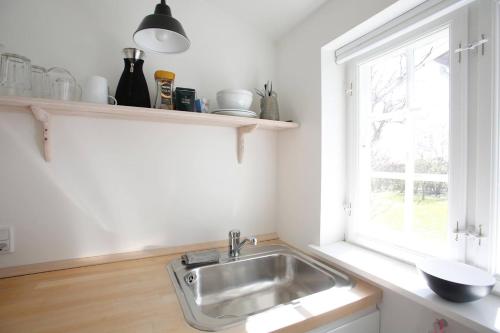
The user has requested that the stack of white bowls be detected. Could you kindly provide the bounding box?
[212,89,256,118]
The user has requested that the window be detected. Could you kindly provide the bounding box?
[357,28,451,255]
[344,7,474,262]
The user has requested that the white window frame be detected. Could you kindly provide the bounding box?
[345,9,469,264]
[489,0,500,277]
[457,0,498,275]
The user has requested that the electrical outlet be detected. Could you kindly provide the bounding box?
[0,227,13,254]
[0,240,10,254]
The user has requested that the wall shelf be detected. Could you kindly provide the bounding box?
[0,96,298,163]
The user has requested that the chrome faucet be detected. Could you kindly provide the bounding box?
[228,229,257,257]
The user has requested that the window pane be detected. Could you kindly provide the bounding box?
[369,178,405,233]
[356,28,450,255]
[368,51,407,118]
[371,120,406,172]
[413,29,449,175]
[413,29,449,110]
[414,112,449,174]
[412,181,448,252]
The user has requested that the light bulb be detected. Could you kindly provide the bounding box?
[155,30,169,42]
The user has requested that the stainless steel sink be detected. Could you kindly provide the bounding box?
[167,245,353,331]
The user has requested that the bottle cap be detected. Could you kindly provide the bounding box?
[123,48,144,60]
[155,70,175,80]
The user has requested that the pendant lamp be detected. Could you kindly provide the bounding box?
[134,0,190,53]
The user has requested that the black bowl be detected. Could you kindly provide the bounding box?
[417,259,495,303]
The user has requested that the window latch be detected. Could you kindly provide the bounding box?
[453,221,485,246]
[345,82,353,96]
[455,35,488,56]
[343,202,352,217]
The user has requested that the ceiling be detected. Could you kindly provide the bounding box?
[210,0,329,40]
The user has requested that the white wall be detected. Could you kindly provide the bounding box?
[0,0,277,268]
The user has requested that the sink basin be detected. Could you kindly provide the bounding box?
[167,245,353,331]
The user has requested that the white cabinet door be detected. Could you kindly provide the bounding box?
[309,310,380,333]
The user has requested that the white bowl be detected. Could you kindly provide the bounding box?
[217,89,253,110]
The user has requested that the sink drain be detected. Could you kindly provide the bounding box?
[184,272,197,285]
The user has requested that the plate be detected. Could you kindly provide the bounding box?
[211,109,257,118]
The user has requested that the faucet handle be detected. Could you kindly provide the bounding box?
[228,229,240,238]
[247,236,258,245]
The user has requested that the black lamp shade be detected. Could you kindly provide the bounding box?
[134,1,190,54]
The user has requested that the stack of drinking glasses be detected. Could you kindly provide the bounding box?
[0,47,81,101]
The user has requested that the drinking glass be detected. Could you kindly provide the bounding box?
[0,53,32,97]
[31,65,48,98]
[47,67,79,101]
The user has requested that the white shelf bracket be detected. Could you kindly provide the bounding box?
[30,105,51,162]
[237,124,258,164]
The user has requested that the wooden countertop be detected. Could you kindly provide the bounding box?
[0,241,381,333]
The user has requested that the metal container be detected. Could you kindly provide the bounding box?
[260,95,280,121]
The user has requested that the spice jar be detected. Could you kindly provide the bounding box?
[153,70,175,110]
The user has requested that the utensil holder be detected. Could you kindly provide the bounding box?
[260,95,279,121]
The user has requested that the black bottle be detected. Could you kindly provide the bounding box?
[115,48,150,108]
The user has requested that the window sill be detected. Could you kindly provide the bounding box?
[309,242,500,333]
